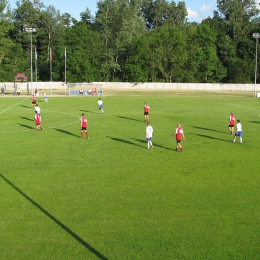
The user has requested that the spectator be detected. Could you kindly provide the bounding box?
[92,88,97,95]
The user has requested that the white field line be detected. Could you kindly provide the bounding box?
[0,102,80,133]
[0,97,30,114]
[229,103,260,113]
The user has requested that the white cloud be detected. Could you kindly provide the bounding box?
[187,7,202,22]
[200,4,211,12]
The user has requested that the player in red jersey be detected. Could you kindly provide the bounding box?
[228,112,235,134]
[34,111,42,131]
[32,96,36,107]
[171,124,185,152]
[144,102,150,123]
[80,113,89,139]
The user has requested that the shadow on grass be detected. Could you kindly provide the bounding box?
[188,125,229,134]
[79,109,96,114]
[132,138,174,151]
[0,173,109,260]
[20,105,31,109]
[115,115,142,122]
[107,136,143,148]
[247,120,260,124]
[20,116,34,121]
[55,128,79,138]
[190,133,231,142]
[18,123,34,129]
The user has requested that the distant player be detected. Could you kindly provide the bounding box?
[172,123,185,152]
[32,96,36,107]
[35,111,42,131]
[228,112,235,134]
[80,113,89,139]
[146,122,153,149]
[35,104,41,114]
[98,98,104,113]
[144,102,150,123]
[43,91,48,102]
[233,119,242,144]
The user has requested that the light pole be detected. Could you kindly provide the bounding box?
[253,33,260,97]
[25,27,36,96]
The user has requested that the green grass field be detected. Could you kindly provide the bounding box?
[0,92,260,260]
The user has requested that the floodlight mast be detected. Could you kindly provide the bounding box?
[253,33,260,97]
[25,27,36,96]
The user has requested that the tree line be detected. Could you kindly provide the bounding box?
[0,0,260,83]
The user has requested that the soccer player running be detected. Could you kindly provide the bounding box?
[144,102,150,123]
[43,92,48,103]
[35,111,42,131]
[80,113,89,139]
[233,119,242,144]
[228,112,235,134]
[146,122,153,149]
[172,124,185,152]
[32,96,36,107]
[35,104,41,115]
[98,98,104,113]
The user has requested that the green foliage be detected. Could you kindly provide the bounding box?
[0,0,259,83]
[0,92,260,259]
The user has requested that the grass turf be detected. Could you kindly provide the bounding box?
[0,92,260,259]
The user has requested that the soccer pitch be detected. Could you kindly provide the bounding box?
[0,92,260,259]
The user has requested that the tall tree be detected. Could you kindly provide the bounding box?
[0,0,15,81]
[141,0,187,30]
[192,23,226,82]
[149,25,187,82]
[95,0,146,81]
[216,0,260,39]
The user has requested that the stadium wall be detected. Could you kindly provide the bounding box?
[1,81,259,93]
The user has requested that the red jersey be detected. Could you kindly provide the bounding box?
[175,126,184,140]
[229,114,235,125]
[81,116,87,128]
[32,96,36,103]
[144,104,150,112]
[35,113,41,125]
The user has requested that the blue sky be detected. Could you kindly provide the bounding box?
[7,0,226,23]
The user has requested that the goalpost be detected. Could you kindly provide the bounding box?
[68,83,104,96]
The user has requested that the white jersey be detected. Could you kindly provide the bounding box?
[146,125,153,138]
[35,106,41,114]
[98,100,103,106]
[237,122,242,132]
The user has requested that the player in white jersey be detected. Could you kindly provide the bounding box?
[146,122,153,149]
[98,98,104,113]
[35,104,41,114]
[233,119,242,144]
